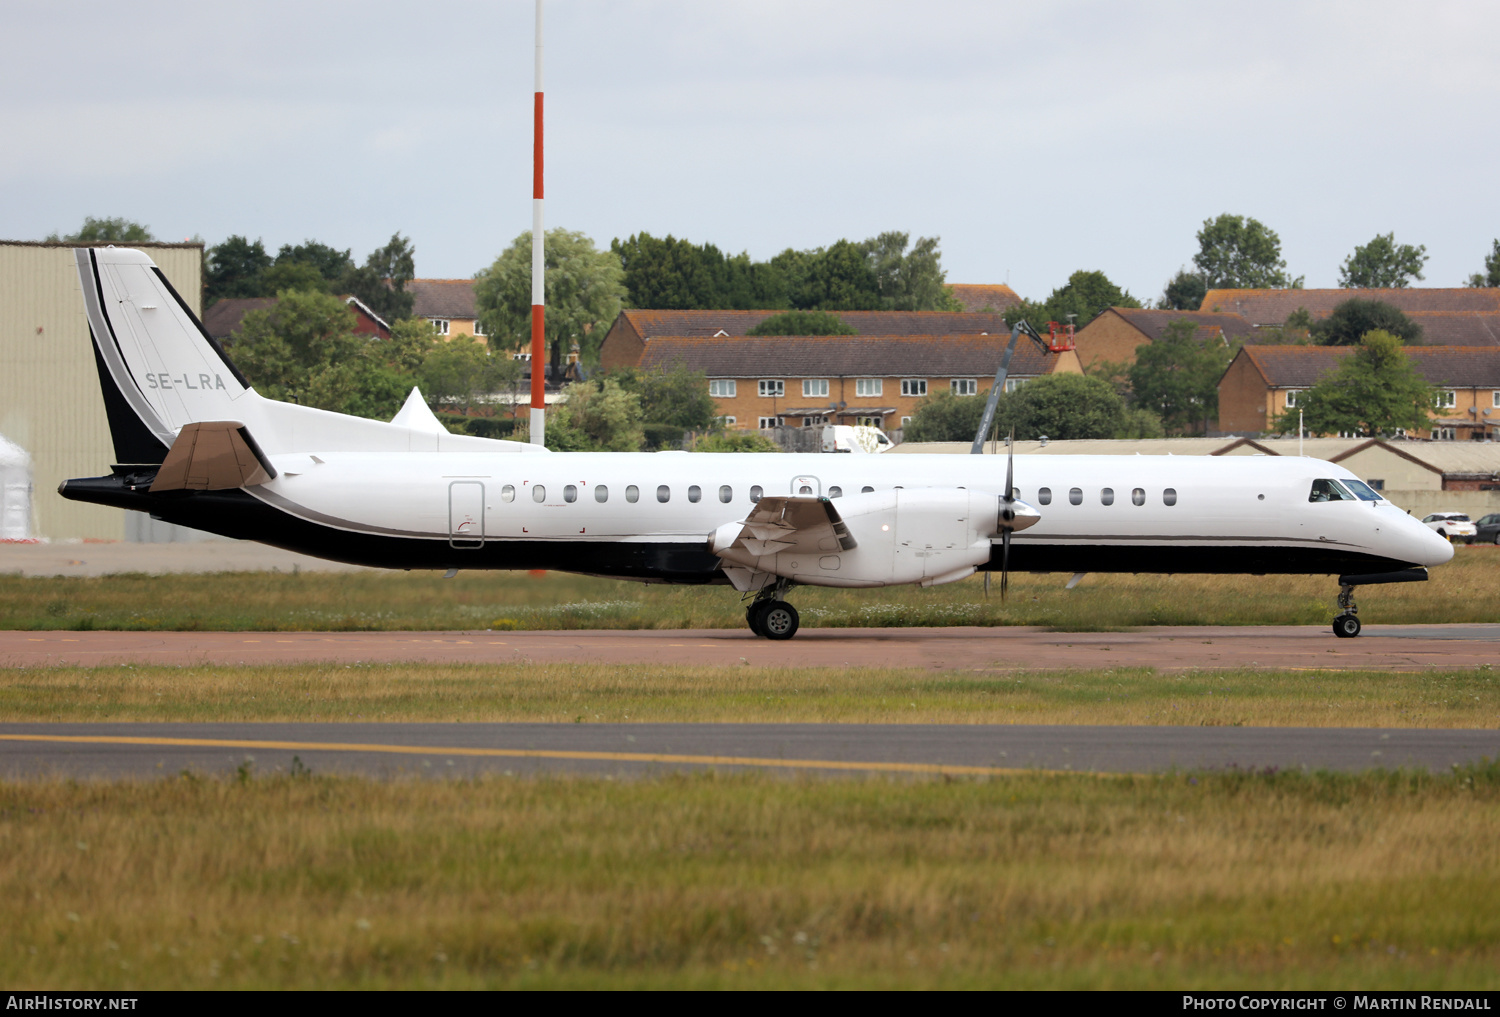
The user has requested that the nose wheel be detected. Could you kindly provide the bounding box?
[1332,582,1360,638]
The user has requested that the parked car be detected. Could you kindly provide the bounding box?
[1475,513,1500,545]
[1421,512,1478,543]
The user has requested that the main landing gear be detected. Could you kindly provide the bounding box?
[745,580,800,640]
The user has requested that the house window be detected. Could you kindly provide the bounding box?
[900,416,911,426]
[473,319,487,336]
[901,379,927,397]
[709,379,736,398]
[803,416,827,426]
[429,318,450,335]
[1438,390,1457,408]
[856,378,882,397]
[758,416,781,428]
[1435,427,1456,441]
[856,416,882,427]
[1493,391,1500,408]
[803,379,829,398]
[758,380,784,398]
[951,379,978,396]
[1367,479,1385,491]
[1285,389,1306,408]
[1004,378,1028,393]
[717,416,737,427]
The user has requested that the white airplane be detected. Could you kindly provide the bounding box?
[60,247,1453,640]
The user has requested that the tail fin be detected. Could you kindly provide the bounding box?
[75,247,252,463]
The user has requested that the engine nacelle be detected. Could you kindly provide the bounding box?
[716,488,1005,588]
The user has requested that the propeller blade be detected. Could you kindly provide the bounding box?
[1000,529,1011,601]
[1004,428,1015,506]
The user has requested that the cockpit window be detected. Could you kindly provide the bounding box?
[1340,479,1383,502]
[1308,479,1355,502]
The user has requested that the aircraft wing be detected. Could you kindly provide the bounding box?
[720,496,858,558]
[149,421,278,492]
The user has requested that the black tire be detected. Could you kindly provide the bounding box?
[1332,614,1361,639]
[1493,533,1500,546]
[761,602,800,640]
[746,602,768,637]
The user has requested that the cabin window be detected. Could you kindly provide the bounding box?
[1100,488,1114,506]
[829,486,842,498]
[1037,487,1052,506]
[657,485,671,503]
[861,486,874,494]
[563,485,577,503]
[595,485,609,503]
[1163,488,1178,506]
[798,484,813,495]
[750,485,764,503]
[1308,479,1355,502]
[1131,488,1145,506]
[688,485,701,503]
[626,485,639,504]
[500,485,515,503]
[532,485,546,503]
[1341,479,1383,502]
[719,485,733,503]
[1068,488,1082,506]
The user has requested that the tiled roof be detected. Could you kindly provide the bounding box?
[1201,288,1500,324]
[947,284,1022,312]
[409,279,477,319]
[1240,345,1500,388]
[637,334,1067,379]
[202,297,278,339]
[1405,312,1500,347]
[618,309,1014,338]
[1108,307,1258,343]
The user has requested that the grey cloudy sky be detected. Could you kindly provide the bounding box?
[4,0,1496,302]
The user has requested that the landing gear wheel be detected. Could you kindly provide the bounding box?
[746,602,769,637]
[1332,614,1362,638]
[760,602,800,640]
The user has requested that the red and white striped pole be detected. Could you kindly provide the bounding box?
[529,0,547,445]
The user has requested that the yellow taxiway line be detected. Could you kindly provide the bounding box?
[0,733,1107,779]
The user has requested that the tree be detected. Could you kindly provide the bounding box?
[260,260,332,295]
[275,240,355,285]
[858,232,963,311]
[689,431,782,453]
[1158,268,1207,310]
[1272,331,1434,437]
[1129,318,1238,434]
[474,230,626,379]
[205,236,273,304]
[746,310,857,336]
[1006,373,1127,440]
[613,232,736,309]
[418,336,520,415]
[1311,299,1423,346]
[345,233,417,323]
[227,289,367,404]
[1468,239,1500,288]
[1192,213,1302,289]
[902,389,987,442]
[1338,232,1427,288]
[1006,269,1141,329]
[46,217,154,243]
[612,362,719,429]
[511,378,644,452]
[791,239,881,310]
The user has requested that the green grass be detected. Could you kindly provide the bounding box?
[2,544,1497,632]
[3,767,1498,989]
[4,661,1497,727]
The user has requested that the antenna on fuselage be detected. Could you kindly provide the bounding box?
[529,0,547,446]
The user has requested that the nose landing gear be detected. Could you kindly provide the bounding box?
[1331,568,1430,638]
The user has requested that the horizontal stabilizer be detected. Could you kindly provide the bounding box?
[149,421,277,492]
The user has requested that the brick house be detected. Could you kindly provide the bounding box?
[1071,307,1258,371]
[1199,287,1500,325]
[1217,345,1500,440]
[598,309,1015,372]
[408,279,483,339]
[636,333,1082,431]
[203,295,391,341]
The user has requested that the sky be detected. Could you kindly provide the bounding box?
[4,0,1497,303]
